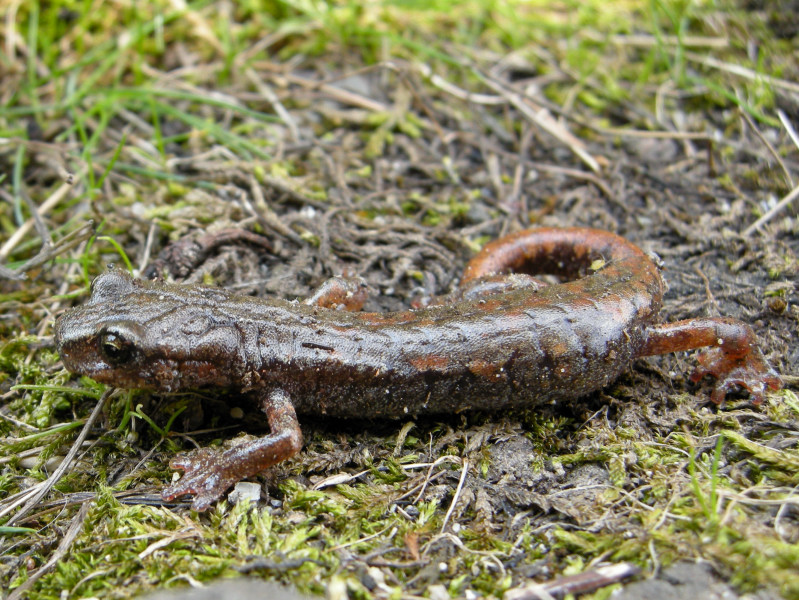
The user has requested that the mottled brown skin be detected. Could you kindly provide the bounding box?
[54,228,781,510]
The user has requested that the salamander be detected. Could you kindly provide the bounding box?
[53,227,782,510]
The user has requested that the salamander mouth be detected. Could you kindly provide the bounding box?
[59,351,180,392]
[56,344,136,387]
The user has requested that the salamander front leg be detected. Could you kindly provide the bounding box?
[162,389,303,511]
[641,317,782,404]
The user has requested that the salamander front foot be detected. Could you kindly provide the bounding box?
[162,389,303,511]
[163,447,243,511]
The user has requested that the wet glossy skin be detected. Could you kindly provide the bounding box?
[54,228,781,510]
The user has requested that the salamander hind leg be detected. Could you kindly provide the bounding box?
[640,317,782,404]
[162,389,303,511]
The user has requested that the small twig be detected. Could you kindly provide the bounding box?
[138,221,159,274]
[392,468,449,504]
[235,556,324,573]
[260,174,329,209]
[20,189,54,250]
[693,265,718,314]
[138,528,201,559]
[244,176,304,243]
[0,264,25,280]
[312,469,371,490]
[0,405,39,431]
[405,455,462,504]
[715,486,799,508]
[504,563,640,600]
[3,221,95,278]
[461,137,614,200]
[416,55,602,172]
[7,501,93,600]
[0,441,94,466]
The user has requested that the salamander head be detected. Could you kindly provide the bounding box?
[55,270,242,392]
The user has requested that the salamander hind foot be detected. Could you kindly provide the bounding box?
[641,317,782,405]
[691,345,782,405]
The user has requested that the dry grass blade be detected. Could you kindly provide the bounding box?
[3,390,110,525]
[743,183,799,236]
[6,501,93,600]
[477,74,601,173]
[440,458,468,533]
[416,62,507,105]
[685,52,799,96]
[281,70,389,113]
[739,109,793,186]
[167,0,224,54]
[778,109,799,152]
[0,166,88,261]
[608,34,728,48]
[598,129,710,141]
[753,109,799,232]
[245,68,300,142]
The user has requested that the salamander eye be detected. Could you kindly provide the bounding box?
[98,329,137,365]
